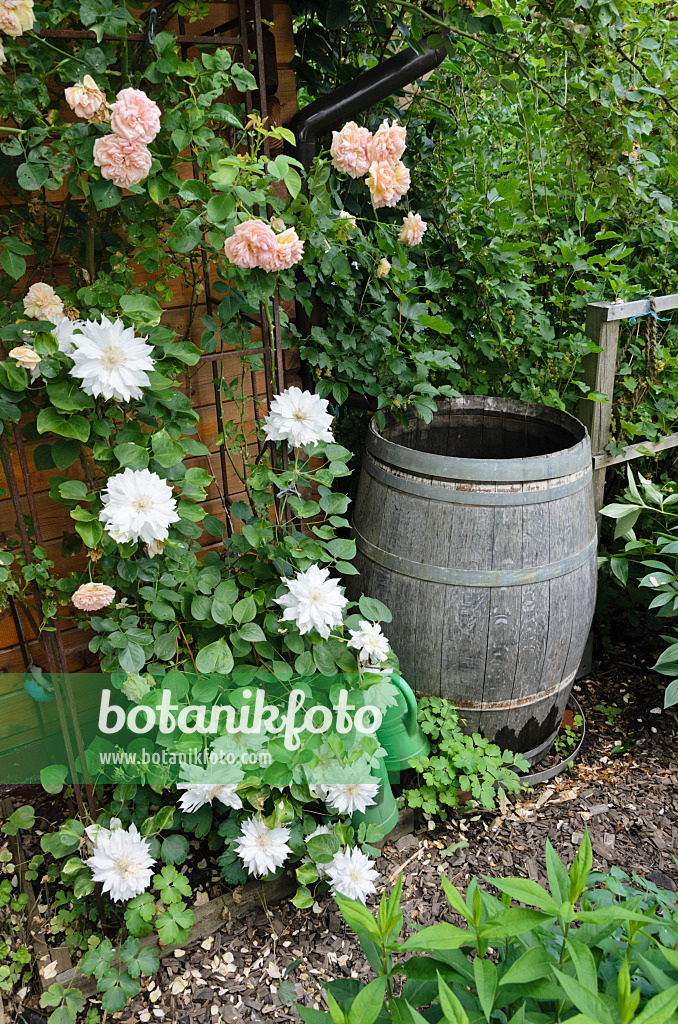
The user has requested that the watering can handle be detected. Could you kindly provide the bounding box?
[390,672,418,737]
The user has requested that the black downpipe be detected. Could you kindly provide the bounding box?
[288,41,448,170]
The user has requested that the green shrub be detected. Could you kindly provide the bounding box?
[600,465,678,706]
[299,831,678,1024]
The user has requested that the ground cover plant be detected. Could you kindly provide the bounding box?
[406,697,531,819]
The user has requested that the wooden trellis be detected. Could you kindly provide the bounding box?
[575,294,678,511]
[0,2,300,784]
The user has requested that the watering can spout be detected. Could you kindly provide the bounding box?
[377,673,430,782]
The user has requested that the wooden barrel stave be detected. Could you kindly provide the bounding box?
[351,397,597,758]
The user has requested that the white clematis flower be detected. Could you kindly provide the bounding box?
[347,620,390,665]
[326,846,379,903]
[177,783,242,814]
[53,317,86,355]
[325,780,380,816]
[86,822,155,902]
[262,387,334,449]
[234,815,291,877]
[69,315,154,402]
[85,817,122,845]
[274,564,347,640]
[99,468,180,546]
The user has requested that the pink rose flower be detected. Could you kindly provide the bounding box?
[65,75,109,123]
[0,0,33,37]
[72,582,116,612]
[330,121,373,178]
[368,120,407,167]
[93,136,153,187]
[261,227,304,272]
[224,219,277,270]
[366,160,397,209]
[392,161,411,202]
[110,88,161,144]
[399,212,427,247]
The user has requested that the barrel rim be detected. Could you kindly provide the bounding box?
[368,397,591,483]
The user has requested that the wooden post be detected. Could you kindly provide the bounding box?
[575,303,621,514]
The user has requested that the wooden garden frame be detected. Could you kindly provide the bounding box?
[575,293,678,512]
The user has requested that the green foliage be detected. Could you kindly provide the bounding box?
[79,937,159,1014]
[0,844,32,996]
[1,804,35,836]
[40,983,86,1024]
[600,465,678,706]
[0,14,398,996]
[406,696,530,818]
[303,831,678,1024]
[294,0,678,445]
[553,714,583,760]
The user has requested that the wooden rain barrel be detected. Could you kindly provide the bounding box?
[351,396,597,762]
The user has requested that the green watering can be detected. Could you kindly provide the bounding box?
[352,756,399,836]
[377,672,430,782]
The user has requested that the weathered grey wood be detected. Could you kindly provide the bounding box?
[441,501,494,716]
[483,505,522,707]
[511,498,550,704]
[573,293,678,675]
[575,304,621,514]
[592,294,678,322]
[351,398,597,760]
[593,431,678,470]
[414,490,456,697]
